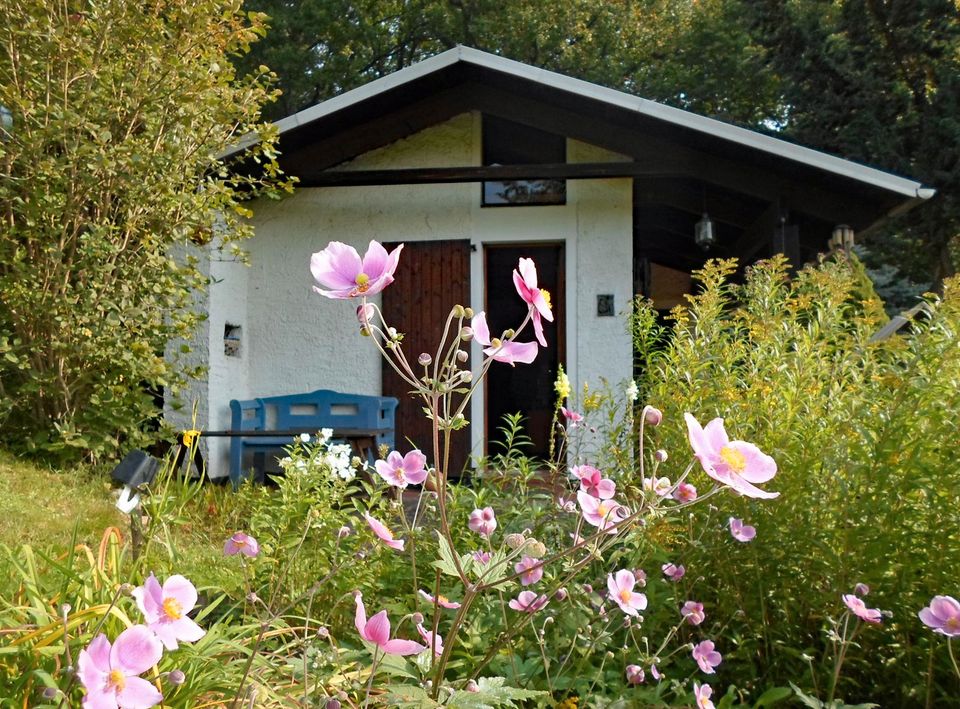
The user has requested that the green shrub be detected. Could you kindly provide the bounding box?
[0,0,287,462]
[631,255,960,707]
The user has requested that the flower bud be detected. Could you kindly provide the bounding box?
[505,533,526,550]
[855,582,870,597]
[337,525,352,539]
[41,687,58,700]
[491,337,502,349]
[387,327,398,340]
[526,539,547,557]
[582,583,593,594]
[418,352,432,366]
[325,700,342,709]
[356,303,375,324]
[460,370,473,383]
[654,449,668,462]
[412,612,424,625]
[502,328,515,339]
[360,326,371,337]
[452,305,465,318]
[167,669,186,686]
[317,626,330,639]
[464,307,474,319]
[460,327,473,342]
[554,588,568,602]
[456,349,469,362]
[465,679,480,692]
[644,407,663,426]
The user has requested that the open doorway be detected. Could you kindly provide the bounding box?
[484,243,565,460]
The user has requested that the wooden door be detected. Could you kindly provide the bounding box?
[484,244,565,460]
[381,240,472,478]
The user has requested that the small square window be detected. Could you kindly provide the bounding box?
[482,115,566,206]
[224,324,241,357]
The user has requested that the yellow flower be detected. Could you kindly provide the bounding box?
[554,365,571,401]
[182,429,201,447]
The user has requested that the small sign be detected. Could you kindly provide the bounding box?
[597,294,615,317]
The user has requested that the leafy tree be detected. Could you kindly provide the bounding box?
[0,0,286,461]
[237,0,782,127]
[744,0,960,291]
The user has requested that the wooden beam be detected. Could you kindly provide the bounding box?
[733,200,785,263]
[296,162,674,187]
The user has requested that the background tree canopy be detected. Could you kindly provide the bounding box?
[236,0,960,296]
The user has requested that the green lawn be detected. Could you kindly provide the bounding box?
[0,449,122,550]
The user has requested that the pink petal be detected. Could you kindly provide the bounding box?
[726,475,780,499]
[364,609,391,647]
[168,616,206,644]
[471,311,492,346]
[354,594,367,636]
[684,413,710,457]
[77,634,111,690]
[111,625,163,676]
[931,596,960,620]
[486,340,538,365]
[606,573,620,599]
[81,685,117,709]
[162,575,198,614]
[364,513,405,551]
[360,240,389,279]
[310,242,362,290]
[595,479,616,499]
[532,311,547,347]
[116,676,163,709]
[728,441,777,483]
[531,290,554,321]
[614,569,635,592]
[702,418,730,452]
[380,638,428,656]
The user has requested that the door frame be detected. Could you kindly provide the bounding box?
[480,241,567,459]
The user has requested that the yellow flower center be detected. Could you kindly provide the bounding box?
[437,594,449,604]
[163,597,183,620]
[719,446,747,473]
[597,500,614,518]
[947,617,960,631]
[355,273,370,292]
[108,669,126,691]
[392,467,406,483]
[619,589,633,604]
[540,289,552,309]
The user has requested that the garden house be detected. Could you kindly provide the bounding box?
[170,46,932,480]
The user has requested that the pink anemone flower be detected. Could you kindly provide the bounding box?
[508,590,549,613]
[354,593,426,656]
[682,600,706,625]
[572,465,616,500]
[643,476,672,496]
[512,257,554,346]
[419,589,461,609]
[310,240,403,299]
[468,507,497,537]
[132,573,205,651]
[919,595,960,636]
[607,569,648,616]
[729,517,756,542]
[662,562,685,581]
[416,623,444,657]
[472,550,491,565]
[561,407,583,426]
[673,482,698,502]
[77,625,164,709]
[625,664,645,684]
[843,594,883,623]
[692,640,722,674]
[577,490,627,534]
[515,556,544,586]
[374,449,428,488]
[223,531,259,557]
[694,682,716,709]
[684,414,779,499]
[472,311,538,366]
[363,512,405,551]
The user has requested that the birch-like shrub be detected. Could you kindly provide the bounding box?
[0,0,287,460]
[632,256,960,706]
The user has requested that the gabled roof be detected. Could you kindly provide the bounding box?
[238,45,932,234]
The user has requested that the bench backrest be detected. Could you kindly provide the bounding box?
[229,389,398,433]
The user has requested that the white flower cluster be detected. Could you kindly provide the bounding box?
[280,428,358,481]
[625,380,639,403]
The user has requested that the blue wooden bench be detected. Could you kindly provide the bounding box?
[228,389,398,484]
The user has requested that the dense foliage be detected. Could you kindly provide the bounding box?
[632,256,960,706]
[0,0,287,461]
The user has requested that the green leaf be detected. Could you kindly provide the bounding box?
[754,686,794,708]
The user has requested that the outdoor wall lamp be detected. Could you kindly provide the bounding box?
[695,213,716,251]
[831,224,855,253]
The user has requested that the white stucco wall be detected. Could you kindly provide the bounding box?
[185,111,633,477]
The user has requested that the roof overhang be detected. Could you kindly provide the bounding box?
[232,45,933,233]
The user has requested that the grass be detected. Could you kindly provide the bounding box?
[0,448,122,550]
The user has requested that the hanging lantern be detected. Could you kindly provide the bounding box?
[695,213,716,251]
